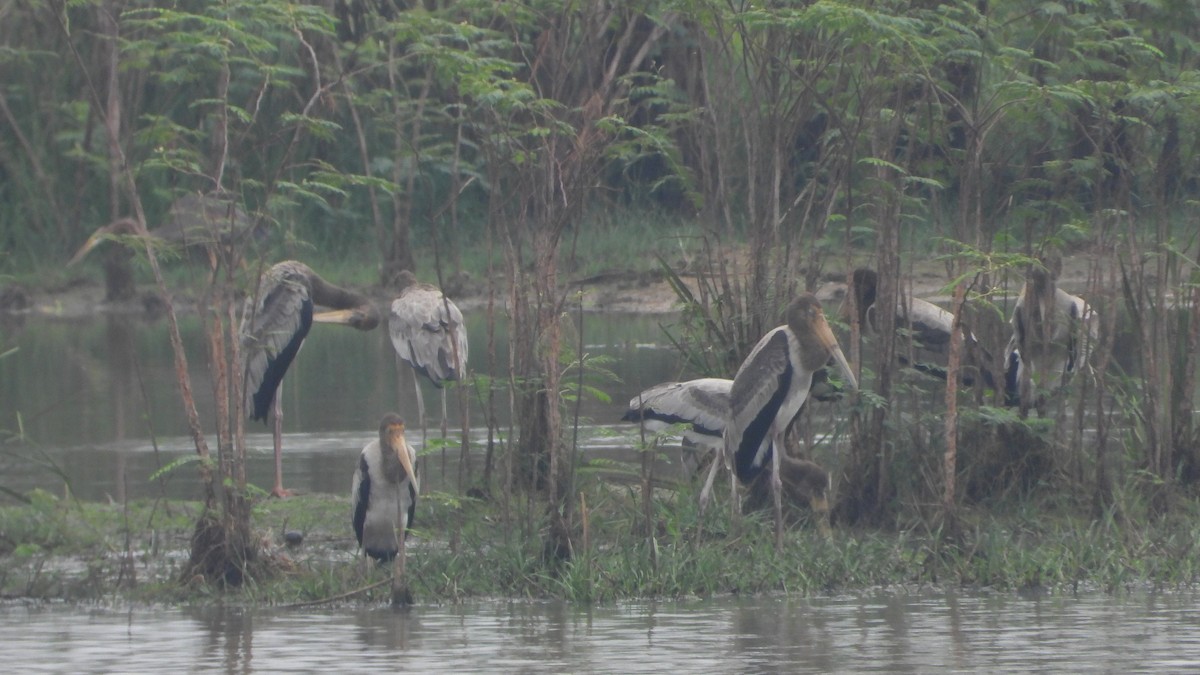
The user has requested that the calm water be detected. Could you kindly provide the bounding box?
[3,309,1185,673]
[0,311,689,501]
[2,591,1199,673]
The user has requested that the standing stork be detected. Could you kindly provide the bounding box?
[351,413,418,562]
[388,271,468,437]
[242,260,380,497]
[622,378,833,534]
[352,413,418,605]
[844,267,997,388]
[1003,260,1098,417]
[726,294,857,550]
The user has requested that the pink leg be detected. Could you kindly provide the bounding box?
[271,388,293,498]
[772,432,784,552]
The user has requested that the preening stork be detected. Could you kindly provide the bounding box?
[68,192,257,265]
[242,260,380,497]
[351,413,418,563]
[621,377,833,533]
[622,378,739,517]
[844,267,997,388]
[1003,261,1098,417]
[621,378,730,452]
[388,270,468,434]
[726,294,857,549]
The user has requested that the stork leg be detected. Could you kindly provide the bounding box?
[392,505,412,606]
[771,432,784,552]
[698,447,722,516]
[440,388,449,475]
[271,387,293,498]
[440,389,449,438]
[729,450,739,520]
[415,367,429,437]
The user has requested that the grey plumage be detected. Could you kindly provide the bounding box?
[725,295,857,545]
[622,378,732,451]
[240,260,380,496]
[389,274,468,387]
[1004,265,1098,414]
[68,192,257,265]
[845,267,997,388]
[242,261,315,421]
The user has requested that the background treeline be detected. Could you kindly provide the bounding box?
[2,0,1199,579]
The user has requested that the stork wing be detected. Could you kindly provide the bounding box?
[623,378,732,438]
[167,192,253,246]
[389,287,468,386]
[906,298,954,352]
[242,263,313,421]
[1062,291,1098,375]
[727,327,794,483]
[350,449,371,547]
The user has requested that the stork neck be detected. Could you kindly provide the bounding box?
[309,277,379,330]
[379,440,409,483]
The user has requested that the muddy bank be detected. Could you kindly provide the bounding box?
[2,252,1106,320]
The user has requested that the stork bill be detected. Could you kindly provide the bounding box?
[726,294,856,548]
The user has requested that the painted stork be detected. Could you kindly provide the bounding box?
[621,378,730,453]
[621,377,833,533]
[351,413,418,563]
[242,260,380,497]
[388,270,468,434]
[843,267,997,388]
[622,378,740,516]
[67,192,258,265]
[1003,261,1098,416]
[726,294,857,549]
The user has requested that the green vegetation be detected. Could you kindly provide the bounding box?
[3,476,1199,605]
[3,0,1200,599]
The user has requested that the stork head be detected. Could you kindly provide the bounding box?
[787,294,858,391]
[781,457,832,538]
[378,413,415,483]
[841,267,878,328]
[68,218,143,266]
[394,269,420,292]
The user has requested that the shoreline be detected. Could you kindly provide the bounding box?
[2,252,1106,320]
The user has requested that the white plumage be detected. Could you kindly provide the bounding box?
[725,294,857,547]
[623,377,834,526]
[622,378,731,452]
[351,413,419,562]
[845,267,996,388]
[1004,265,1098,415]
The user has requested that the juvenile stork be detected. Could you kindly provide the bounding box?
[844,267,997,388]
[242,260,380,496]
[1003,261,1098,417]
[68,192,258,265]
[622,377,833,533]
[351,413,418,563]
[726,294,857,549]
[388,271,468,435]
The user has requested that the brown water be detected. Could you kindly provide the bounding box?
[3,590,1199,672]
